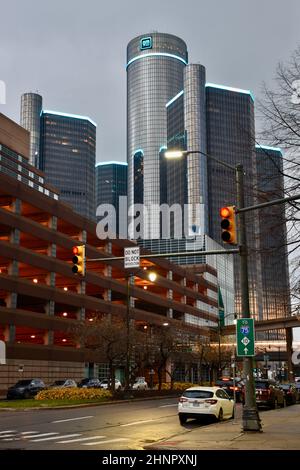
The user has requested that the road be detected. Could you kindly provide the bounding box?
[0,397,204,450]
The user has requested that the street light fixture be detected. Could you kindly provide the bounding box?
[125,268,158,390]
[164,147,261,432]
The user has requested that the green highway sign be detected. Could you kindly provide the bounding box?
[236,318,255,357]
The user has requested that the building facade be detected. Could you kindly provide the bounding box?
[95,161,127,236]
[255,145,291,338]
[127,32,188,238]
[20,92,42,168]
[0,112,220,394]
[40,110,96,221]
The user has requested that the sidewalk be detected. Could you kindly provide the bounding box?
[146,404,300,450]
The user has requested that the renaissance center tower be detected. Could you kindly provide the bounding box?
[127,33,188,238]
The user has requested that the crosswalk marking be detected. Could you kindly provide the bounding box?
[31,433,81,442]
[84,438,129,446]
[0,430,16,434]
[58,435,106,444]
[52,415,93,424]
[21,431,39,435]
[0,434,18,439]
[23,432,59,439]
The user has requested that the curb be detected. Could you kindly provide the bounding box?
[0,394,180,412]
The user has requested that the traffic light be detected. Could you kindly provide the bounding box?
[72,245,85,275]
[220,206,237,244]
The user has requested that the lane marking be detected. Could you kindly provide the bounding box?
[84,438,129,446]
[58,435,106,444]
[21,431,39,435]
[0,434,18,439]
[0,430,16,434]
[23,432,58,439]
[120,419,155,427]
[158,404,178,408]
[31,433,81,442]
[52,415,94,424]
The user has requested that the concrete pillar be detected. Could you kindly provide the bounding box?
[286,327,294,382]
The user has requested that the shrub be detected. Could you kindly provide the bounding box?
[35,388,112,401]
[155,382,195,391]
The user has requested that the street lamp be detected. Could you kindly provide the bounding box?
[164,148,261,432]
[125,268,157,390]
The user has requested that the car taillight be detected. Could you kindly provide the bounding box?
[179,397,188,403]
[204,399,218,404]
[229,386,239,391]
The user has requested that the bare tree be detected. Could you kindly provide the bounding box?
[257,45,300,313]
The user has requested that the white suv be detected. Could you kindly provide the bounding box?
[99,379,122,390]
[178,386,234,424]
[131,377,148,390]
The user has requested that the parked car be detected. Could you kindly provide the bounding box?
[251,379,285,409]
[7,379,46,400]
[215,378,242,402]
[295,382,300,402]
[279,383,297,405]
[77,378,101,388]
[131,377,148,390]
[99,379,122,390]
[49,379,77,388]
[178,386,234,424]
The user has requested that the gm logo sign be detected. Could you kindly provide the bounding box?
[140,37,152,50]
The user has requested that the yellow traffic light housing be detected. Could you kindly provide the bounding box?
[220,206,237,244]
[72,245,86,275]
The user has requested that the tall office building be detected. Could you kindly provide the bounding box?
[255,145,291,337]
[206,84,262,321]
[95,161,128,236]
[20,92,42,167]
[40,110,96,221]
[127,32,188,238]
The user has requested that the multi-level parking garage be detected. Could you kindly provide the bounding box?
[0,113,219,393]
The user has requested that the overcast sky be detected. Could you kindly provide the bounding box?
[1,0,299,164]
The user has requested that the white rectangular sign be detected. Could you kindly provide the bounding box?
[124,247,140,269]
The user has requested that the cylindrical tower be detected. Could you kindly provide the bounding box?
[127,33,188,239]
[184,64,208,234]
[20,92,42,167]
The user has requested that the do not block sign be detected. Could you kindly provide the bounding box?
[124,247,140,269]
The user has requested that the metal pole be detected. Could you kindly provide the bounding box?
[125,274,132,390]
[236,164,262,432]
[218,321,221,379]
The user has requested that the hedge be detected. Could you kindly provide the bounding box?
[35,388,112,401]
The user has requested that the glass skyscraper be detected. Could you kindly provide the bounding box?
[40,111,96,221]
[255,145,291,337]
[127,32,188,238]
[95,161,128,236]
[20,92,43,168]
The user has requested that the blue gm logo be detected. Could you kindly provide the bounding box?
[140,37,152,50]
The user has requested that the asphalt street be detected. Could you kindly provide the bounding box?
[0,397,201,450]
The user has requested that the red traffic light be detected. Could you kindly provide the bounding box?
[220,207,231,218]
[72,246,79,255]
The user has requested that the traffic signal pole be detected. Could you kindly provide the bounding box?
[236,164,262,432]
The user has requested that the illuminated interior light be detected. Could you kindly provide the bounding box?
[163,322,169,326]
[143,325,148,330]
[30,335,36,339]
[63,287,68,291]
[205,82,254,102]
[255,144,282,154]
[95,161,128,167]
[166,90,184,108]
[88,318,94,322]
[33,278,38,284]
[62,312,68,317]
[126,52,188,69]
[143,286,148,290]
[62,338,67,342]
[42,110,97,128]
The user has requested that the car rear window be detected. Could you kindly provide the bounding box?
[255,382,269,389]
[182,390,214,399]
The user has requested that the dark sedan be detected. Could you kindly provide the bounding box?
[279,383,297,405]
[77,378,101,388]
[7,379,46,399]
